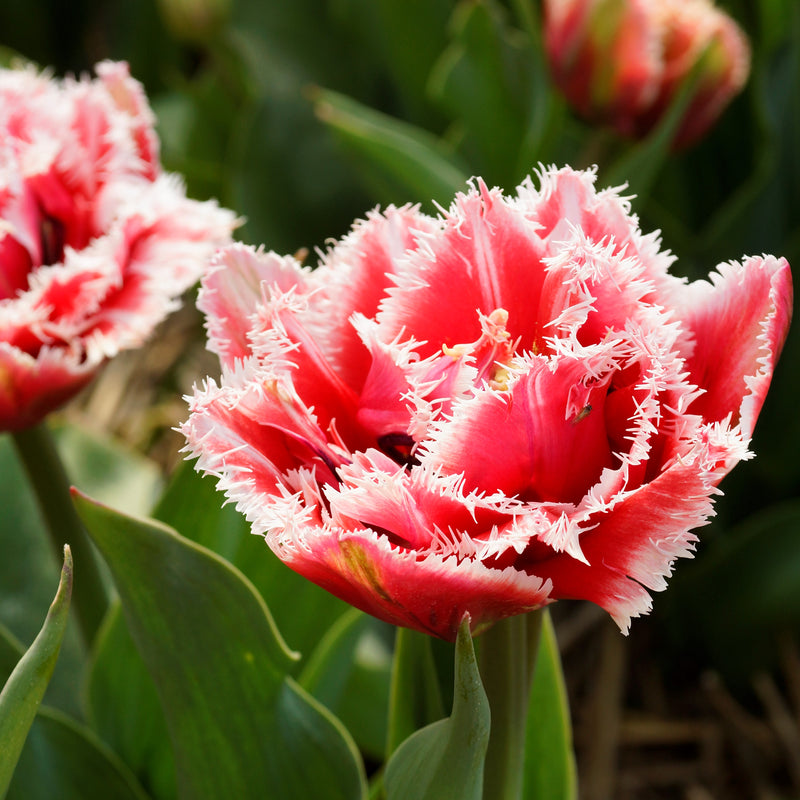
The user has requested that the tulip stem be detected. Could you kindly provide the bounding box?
[12,422,109,647]
[479,609,544,800]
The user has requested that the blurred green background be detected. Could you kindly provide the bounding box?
[1,0,798,685]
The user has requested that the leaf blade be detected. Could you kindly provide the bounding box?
[73,490,367,800]
[0,546,73,798]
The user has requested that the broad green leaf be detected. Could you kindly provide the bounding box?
[313,88,469,207]
[86,603,176,800]
[154,461,349,664]
[385,627,445,758]
[74,491,367,800]
[7,707,150,800]
[0,547,72,798]
[522,611,577,800]
[384,619,489,800]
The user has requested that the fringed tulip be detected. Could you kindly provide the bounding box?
[0,61,237,431]
[543,0,751,148]
[183,166,791,641]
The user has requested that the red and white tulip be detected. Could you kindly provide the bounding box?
[183,166,791,640]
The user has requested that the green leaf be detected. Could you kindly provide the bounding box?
[522,611,577,800]
[7,707,150,800]
[0,546,72,798]
[385,627,445,758]
[74,491,367,800]
[0,435,83,718]
[154,462,349,664]
[313,88,469,207]
[384,619,489,800]
[86,603,176,800]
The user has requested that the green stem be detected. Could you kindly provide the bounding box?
[12,423,109,646]
[479,609,544,800]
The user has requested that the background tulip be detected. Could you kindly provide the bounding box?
[0,61,237,431]
[543,0,751,147]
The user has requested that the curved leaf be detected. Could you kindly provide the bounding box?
[384,619,489,800]
[313,88,469,207]
[0,546,72,798]
[73,491,367,800]
[153,462,349,665]
[86,603,176,800]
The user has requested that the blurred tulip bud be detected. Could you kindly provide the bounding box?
[157,0,231,43]
[543,0,750,148]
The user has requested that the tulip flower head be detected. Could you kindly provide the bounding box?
[543,0,751,147]
[183,166,791,641]
[0,61,236,431]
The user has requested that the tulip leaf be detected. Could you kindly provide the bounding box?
[385,626,445,758]
[7,707,150,800]
[384,619,489,800]
[86,602,176,800]
[153,462,349,665]
[522,610,577,800]
[312,87,469,207]
[73,491,367,800]
[0,546,72,798]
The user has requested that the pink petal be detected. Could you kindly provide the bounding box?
[198,244,308,369]
[420,352,615,504]
[378,181,548,357]
[672,255,792,439]
[531,421,746,630]
[0,342,95,431]
[267,519,553,641]
[311,205,436,390]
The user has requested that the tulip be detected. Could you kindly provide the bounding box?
[543,0,751,147]
[183,166,791,641]
[0,61,237,431]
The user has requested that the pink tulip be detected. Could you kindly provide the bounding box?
[0,61,236,431]
[182,167,791,640]
[543,0,751,148]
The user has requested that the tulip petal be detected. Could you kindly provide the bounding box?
[268,520,552,641]
[420,353,615,505]
[673,255,792,438]
[199,245,308,369]
[378,181,548,355]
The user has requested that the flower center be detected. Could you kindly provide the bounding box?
[39,214,66,267]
